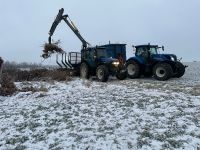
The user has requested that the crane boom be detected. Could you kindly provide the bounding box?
[48,8,89,49]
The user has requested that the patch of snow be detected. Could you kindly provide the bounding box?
[0,62,200,149]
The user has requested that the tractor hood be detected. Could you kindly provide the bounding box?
[97,57,118,64]
[152,54,177,61]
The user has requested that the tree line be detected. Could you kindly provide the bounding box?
[2,61,57,71]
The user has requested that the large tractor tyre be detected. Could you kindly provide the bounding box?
[80,63,90,79]
[126,60,140,79]
[174,62,185,78]
[116,71,127,80]
[153,63,173,81]
[96,65,109,82]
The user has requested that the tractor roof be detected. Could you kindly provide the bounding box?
[102,44,126,46]
[135,45,158,48]
[87,44,126,50]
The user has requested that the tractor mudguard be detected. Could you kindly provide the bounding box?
[126,57,145,65]
[152,54,176,62]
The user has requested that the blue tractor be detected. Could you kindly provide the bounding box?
[126,44,186,81]
[46,8,127,82]
[79,44,127,82]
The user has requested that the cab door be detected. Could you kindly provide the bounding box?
[136,47,150,64]
[82,48,96,68]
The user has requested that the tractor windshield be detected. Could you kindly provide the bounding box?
[149,47,158,55]
[96,48,112,58]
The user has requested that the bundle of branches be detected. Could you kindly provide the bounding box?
[42,40,65,59]
[0,73,17,96]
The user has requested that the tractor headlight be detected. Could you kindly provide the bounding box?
[112,61,120,67]
[170,55,177,61]
[170,56,175,61]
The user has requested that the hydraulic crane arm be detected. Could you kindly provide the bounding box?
[48,8,89,49]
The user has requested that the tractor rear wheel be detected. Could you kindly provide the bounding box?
[153,63,172,81]
[96,65,109,82]
[80,62,89,79]
[116,70,127,80]
[126,60,140,79]
[174,62,185,78]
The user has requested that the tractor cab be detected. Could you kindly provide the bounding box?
[135,45,158,56]
[135,45,158,63]
[81,47,118,68]
[100,44,126,62]
[134,45,178,64]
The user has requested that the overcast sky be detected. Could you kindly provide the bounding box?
[0,0,200,64]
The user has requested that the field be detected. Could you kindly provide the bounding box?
[0,62,200,150]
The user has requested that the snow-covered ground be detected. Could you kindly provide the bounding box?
[0,62,200,150]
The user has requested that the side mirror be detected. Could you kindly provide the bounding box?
[162,46,164,51]
[132,45,136,53]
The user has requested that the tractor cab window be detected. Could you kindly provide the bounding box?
[136,46,158,58]
[96,48,112,58]
[149,47,158,55]
[88,49,95,59]
[82,50,89,59]
[136,47,149,58]
[82,49,95,60]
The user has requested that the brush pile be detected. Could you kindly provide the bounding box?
[0,73,17,96]
[16,69,72,81]
[0,69,73,96]
[42,40,65,59]
[3,68,73,82]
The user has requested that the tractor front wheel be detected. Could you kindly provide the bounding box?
[153,63,172,81]
[174,62,185,78]
[116,70,127,80]
[96,65,109,82]
[80,63,89,79]
[126,60,140,79]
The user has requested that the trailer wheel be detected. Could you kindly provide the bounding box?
[116,71,127,80]
[80,63,89,79]
[96,65,109,82]
[126,60,140,78]
[153,63,172,81]
[174,62,185,78]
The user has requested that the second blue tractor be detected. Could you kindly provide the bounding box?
[126,44,186,81]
